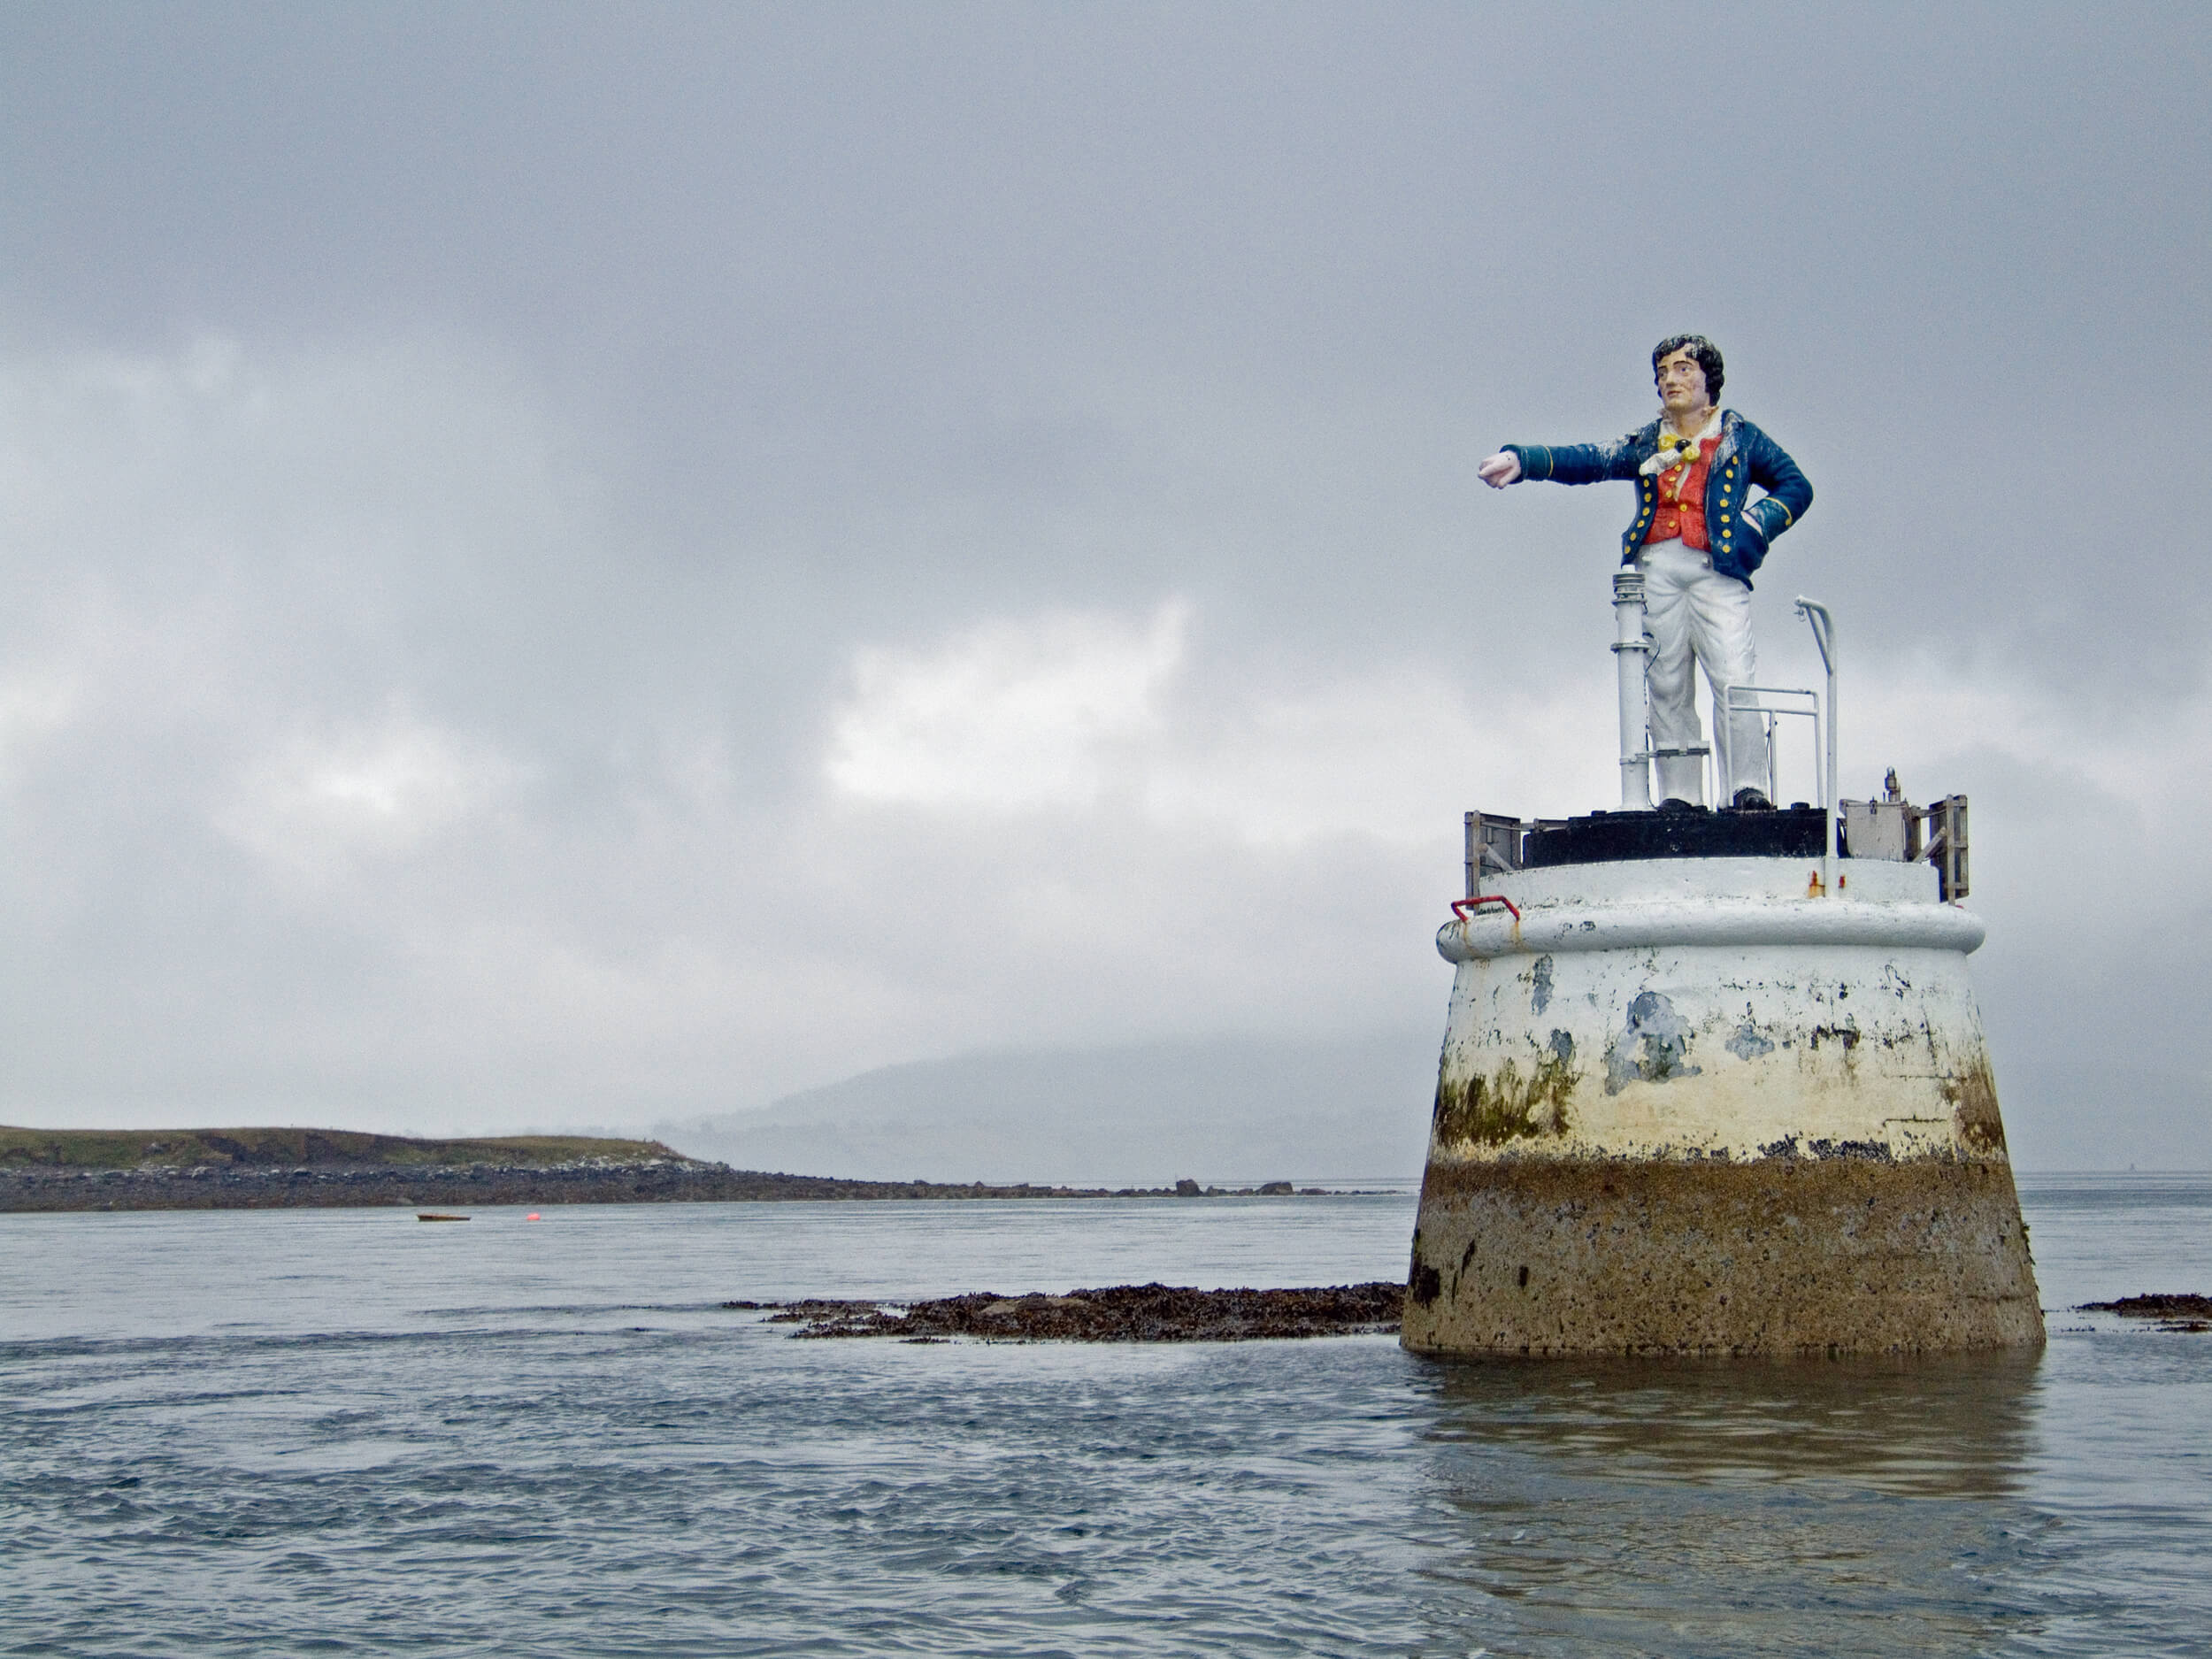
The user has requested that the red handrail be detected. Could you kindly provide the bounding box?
[1451,894,1521,923]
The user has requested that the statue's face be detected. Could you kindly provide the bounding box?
[1655,349,1710,418]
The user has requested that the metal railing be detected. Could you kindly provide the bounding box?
[1720,684,1820,808]
[1795,598,1839,898]
[1467,594,1972,902]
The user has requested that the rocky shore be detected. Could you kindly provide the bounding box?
[730,1281,1406,1342]
[0,1125,1351,1212]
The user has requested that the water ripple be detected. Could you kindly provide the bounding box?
[3,1189,2208,1655]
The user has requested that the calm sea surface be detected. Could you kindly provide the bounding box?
[3,1174,2208,1656]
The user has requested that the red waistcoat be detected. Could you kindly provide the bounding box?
[1645,447,1712,550]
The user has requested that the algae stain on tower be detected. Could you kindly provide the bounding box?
[1404,851,2042,1356]
[1431,1029,1577,1148]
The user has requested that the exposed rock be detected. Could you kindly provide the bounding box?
[732,1281,1405,1342]
[2078,1293,2212,1332]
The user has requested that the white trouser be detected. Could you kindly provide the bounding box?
[1636,538,1767,804]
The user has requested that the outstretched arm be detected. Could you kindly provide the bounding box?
[1480,434,1644,489]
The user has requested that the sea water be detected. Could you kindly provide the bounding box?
[2,1175,2208,1656]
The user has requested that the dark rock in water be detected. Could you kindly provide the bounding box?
[740,1281,1404,1342]
[759,1299,885,1325]
[2078,1293,2212,1331]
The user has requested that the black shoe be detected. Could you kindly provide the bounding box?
[1732,788,1775,811]
[1659,797,1699,814]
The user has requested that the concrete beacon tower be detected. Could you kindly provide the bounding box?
[1403,595,2042,1355]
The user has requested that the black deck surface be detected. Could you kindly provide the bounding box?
[1520,805,1832,867]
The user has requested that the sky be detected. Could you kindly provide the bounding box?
[2,3,2207,1166]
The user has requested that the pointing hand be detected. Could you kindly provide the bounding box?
[1477,451,1521,488]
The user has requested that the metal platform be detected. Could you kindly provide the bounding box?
[1468,795,1968,895]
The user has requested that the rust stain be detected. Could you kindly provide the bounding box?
[1941,1055,2008,1155]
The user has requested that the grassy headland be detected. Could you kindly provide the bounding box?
[0,1124,676,1171]
[0,1124,1326,1211]
[0,1124,734,1211]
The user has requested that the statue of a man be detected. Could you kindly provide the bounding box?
[1477,336,1813,812]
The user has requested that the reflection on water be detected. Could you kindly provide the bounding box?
[1409,1353,2047,1657]
[1426,1348,2040,1495]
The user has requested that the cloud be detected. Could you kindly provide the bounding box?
[0,667,81,784]
[825,597,1619,846]
[1843,648,2196,830]
[0,5,2207,1164]
[215,708,529,877]
[826,600,1188,811]
[1142,672,1615,848]
[0,323,2203,1166]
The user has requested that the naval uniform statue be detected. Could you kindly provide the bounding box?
[1407,344,2040,1356]
[1478,335,1813,812]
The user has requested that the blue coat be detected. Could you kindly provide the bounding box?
[1505,411,1812,587]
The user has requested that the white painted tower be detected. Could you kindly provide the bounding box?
[1403,595,2041,1355]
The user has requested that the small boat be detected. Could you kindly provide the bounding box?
[416,1212,471,1222]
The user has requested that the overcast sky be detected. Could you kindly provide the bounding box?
[3,4,2206,1163]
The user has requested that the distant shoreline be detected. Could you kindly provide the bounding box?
[0,1125,1369,1212]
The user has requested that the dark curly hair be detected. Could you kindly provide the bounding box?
[1651,334,1724,402]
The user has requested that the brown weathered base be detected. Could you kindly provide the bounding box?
[1402,1156,2043,1356]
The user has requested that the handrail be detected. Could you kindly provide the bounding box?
[1451,894,1521,923]
[1794,598,1839,897]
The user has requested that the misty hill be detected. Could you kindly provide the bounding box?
[656,1033,1438,1187]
